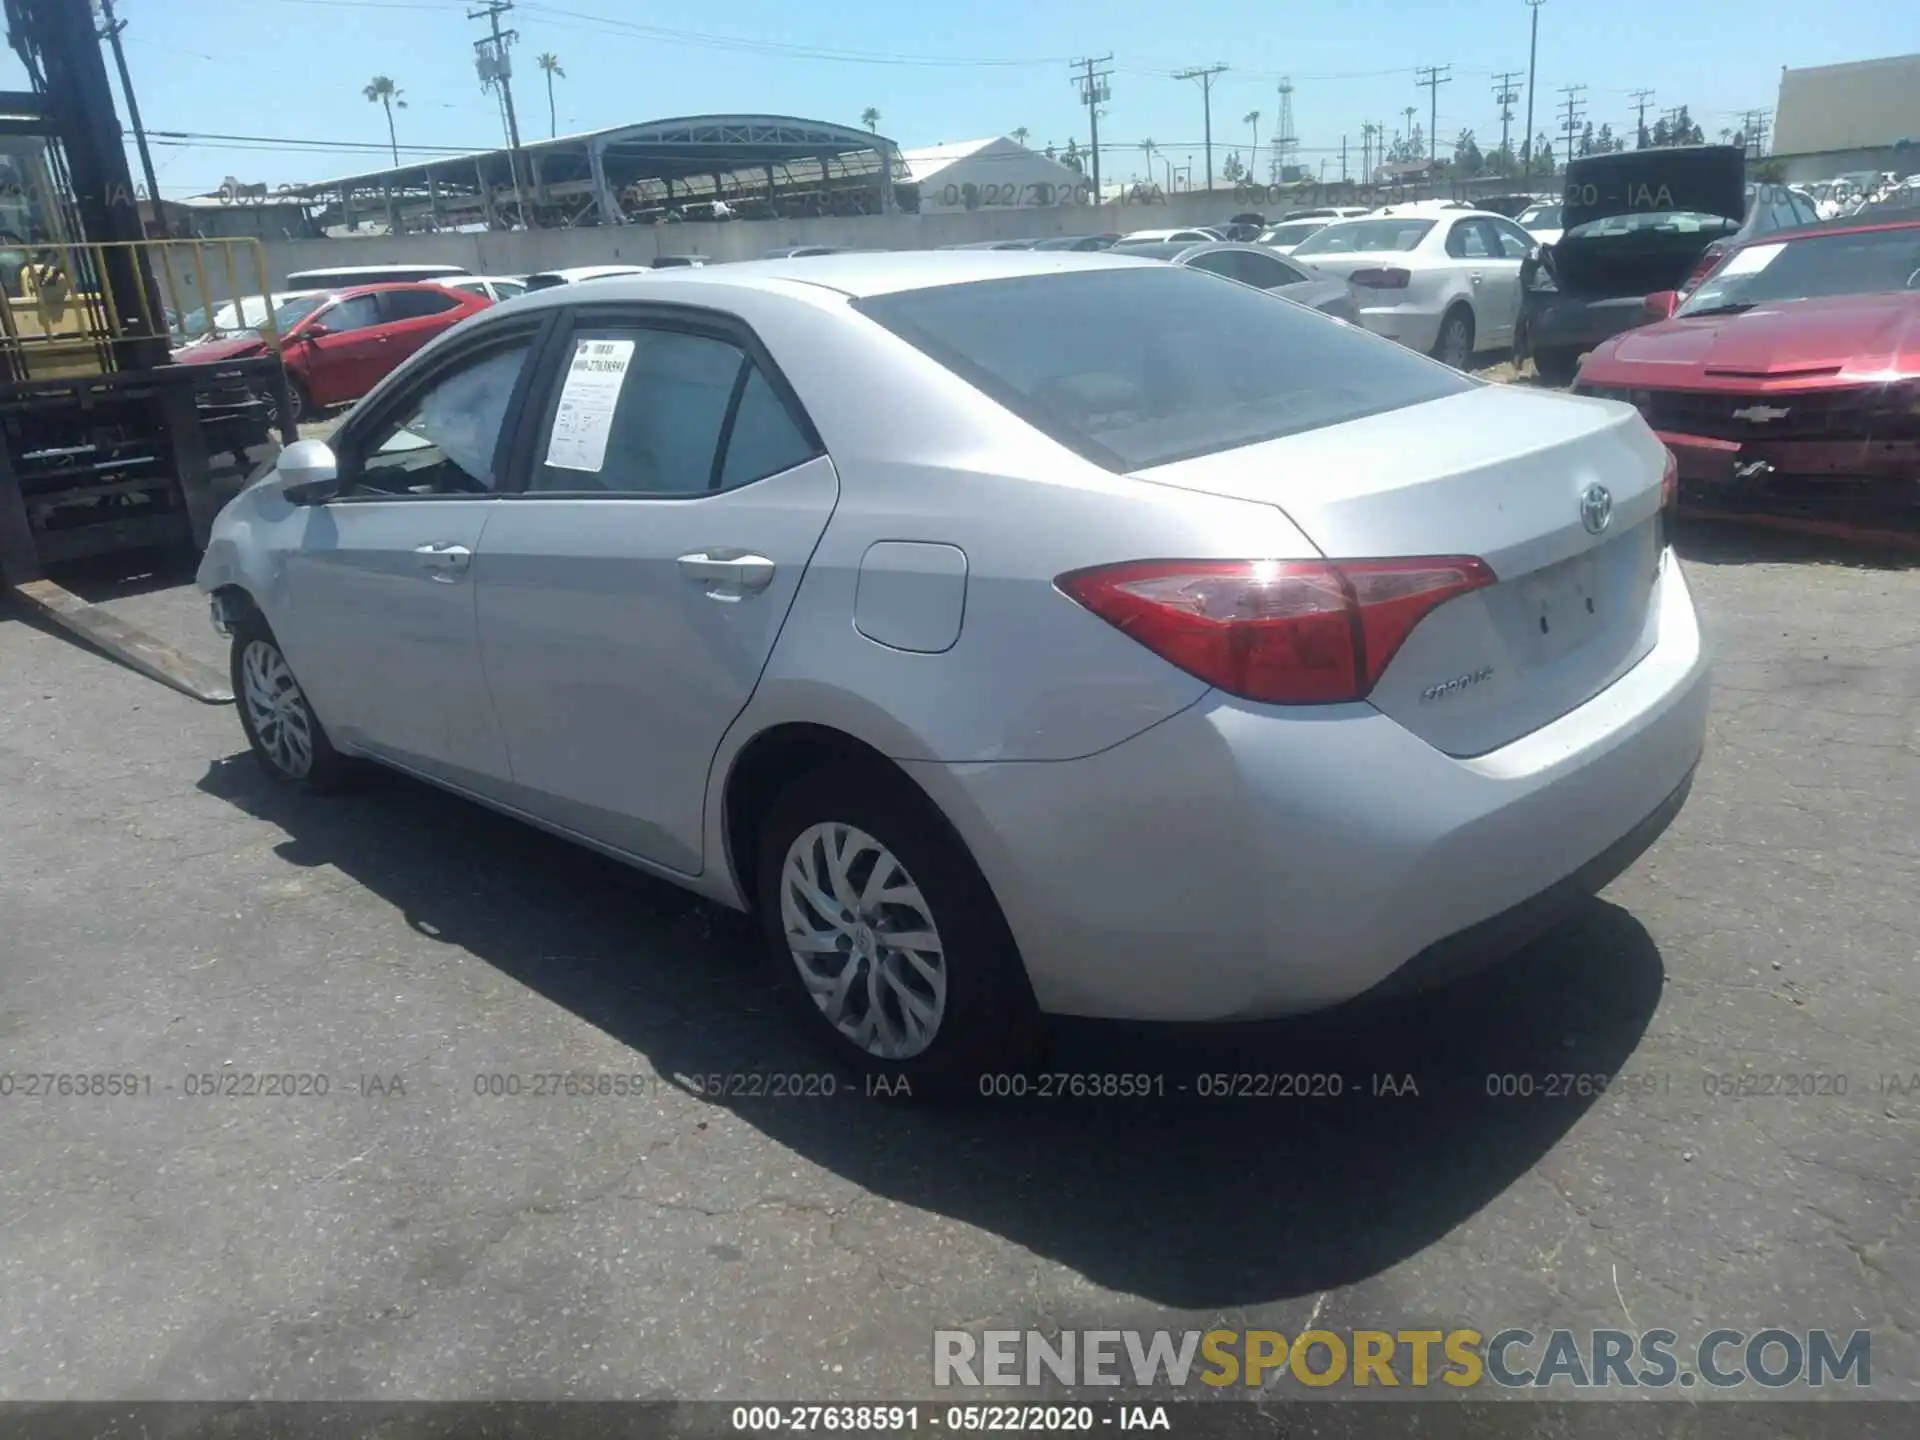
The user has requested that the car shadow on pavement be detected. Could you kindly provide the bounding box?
[199,753,1668,1312]
[1673,518,1919,571]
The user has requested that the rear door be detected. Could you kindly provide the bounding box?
[376,287,473,368]
[473,304,838,874]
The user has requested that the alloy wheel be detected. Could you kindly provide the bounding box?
[779,821,948,1060]
[1437,313,1473,369]
[241,639,315,779]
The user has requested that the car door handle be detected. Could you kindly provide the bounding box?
[1470,271,1484,283]
[415,542,472,580]
[677,550,776,594]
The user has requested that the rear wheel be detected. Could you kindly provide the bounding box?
[1532,347,1582,386]
[1433,305,1475,369]
[230,610,356,793]
[755,765,1042,1094]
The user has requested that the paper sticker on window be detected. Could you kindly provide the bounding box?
[544,337,635,472]
[1718,243,1783,277]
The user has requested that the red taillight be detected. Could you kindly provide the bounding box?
[1056,557,1497,705]
[1678,244,1725,298]
[1660,448,1679,510]
[1348,267,1411,289]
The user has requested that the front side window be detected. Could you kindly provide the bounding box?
[349,341,532,496]
[855,266,1470,473]
[1446,221,1493,259]
[529,325,817,496]
[1490,219,1536,258]
[314,294,382,333]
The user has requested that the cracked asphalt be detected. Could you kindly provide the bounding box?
[0,520,1914,1405]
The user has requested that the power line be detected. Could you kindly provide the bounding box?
[1491,69,1523,163]
[1071,56,1113,204]
[1415,64,1451,169]
[1172,64,1228,191]
[1629,88,1655,146]
[1559,83,1587,171]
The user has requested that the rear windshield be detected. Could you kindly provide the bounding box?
[853,266,1471,472]
[1259,221,1328,245]
[1563,211,1741,240]
[1293,219,1435,255]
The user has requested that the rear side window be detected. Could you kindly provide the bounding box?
[381,288,462,320]
[855,266,1471,472]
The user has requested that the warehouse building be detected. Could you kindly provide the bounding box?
[899,137,1091,213]
[1771,54,1920,183]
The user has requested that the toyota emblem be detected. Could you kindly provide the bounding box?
[1580,483,1614,535]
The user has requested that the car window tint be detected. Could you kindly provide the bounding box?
[1490,219,1535,258]
[318,294,382,333]
[382,288,462,320]
[493,280,526,298]
[350,342,532,496]
[1447,220,1492,259]
[720,365,817,487]
[855,266,1471,473]
[530,327,744,495]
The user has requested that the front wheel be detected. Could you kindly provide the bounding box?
[755,766,1042,1094]
[231,612,356,792]
[1432,305,1475,369]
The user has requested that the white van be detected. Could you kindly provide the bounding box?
[281,262,471,290]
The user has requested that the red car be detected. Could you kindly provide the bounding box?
[1573,216,1920,548]
[177,282,492,423]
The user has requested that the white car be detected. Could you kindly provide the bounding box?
[197,249,1707,1085]
[1112,227,1219,247]
[177,290,323,345]
[1290,209,1534,367]
[444,274,530,303]
[1515,201,1563,247]
[523,264,655,291]
[1255,218,1332,254]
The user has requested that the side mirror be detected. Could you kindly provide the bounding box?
[302,323,331,340]
[1644,290,1679,320]
[277,438,340,505]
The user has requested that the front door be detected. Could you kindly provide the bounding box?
[474,310,838,874]
[272,325,543,791]
[296,292,389,406]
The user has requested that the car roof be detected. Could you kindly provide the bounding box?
[324,281,476,298]
[286,264,469,278]
[1725,212,1920,249]
[500,249,1160,306]
[528,264,652,280]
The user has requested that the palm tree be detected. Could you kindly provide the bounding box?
[362,75,406,166]
[1244,110,1261,178]
[537,53,564,138]
[861,106,880,134]
[1011,126,1030,147]
[1140,137,1157,186]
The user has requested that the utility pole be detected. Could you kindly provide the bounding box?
[1491,69,1522,170]
[95,0,167,238]
[1173,64,1229,190]
[1415,65,1451,171]
[470,1,533,227]
[1559,83,1587,171]
[1744,109,1771,157]
[1359,123,1372,182]
[1340,133,1348,183]
[1523,0,1546,178]
[1071,56,1113,205]
[1629,88,1655,147]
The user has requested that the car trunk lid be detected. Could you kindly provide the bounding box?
[1546,145,1748,299]
[1134,384,1671,756]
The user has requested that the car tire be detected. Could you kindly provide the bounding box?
[264,374,311,426]
[230,609,357,793]
[1433,305,1475,369]
[1532,347,1581,386]
[755,764,1043,1096]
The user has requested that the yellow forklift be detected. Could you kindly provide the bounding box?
[0,0,299,702]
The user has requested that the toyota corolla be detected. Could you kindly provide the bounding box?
[197,251,1710,1088]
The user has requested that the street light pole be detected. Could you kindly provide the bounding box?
[1523,0,1545,178]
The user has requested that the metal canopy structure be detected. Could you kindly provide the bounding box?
[286,114,906,230]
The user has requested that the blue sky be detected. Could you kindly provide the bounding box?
[12,0,1913,197]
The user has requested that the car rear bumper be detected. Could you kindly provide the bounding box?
[1520,293,1650,354]
[1354,304,1443,353]
[908,550,1709,1022]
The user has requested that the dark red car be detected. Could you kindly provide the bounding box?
[176,282,492,422]
[1572,217,1920,547]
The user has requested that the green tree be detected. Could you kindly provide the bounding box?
[861,106,881,133]
[1578,121,1595,158]
[1454,128,1484,176]
[537,53,564,139]
[1222,151,1246,183]
[1062,137,1084,174]
[1244,109,1261,175]
[362,75,406,167]
[1531,132,1555,175]
[1011,126,1030,147]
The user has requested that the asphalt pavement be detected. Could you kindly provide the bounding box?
[0,520,1914,1404]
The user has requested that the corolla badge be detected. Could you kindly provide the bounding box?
[1421,665,1494,703]
[1580,483,1613,535]
[1732,404,1790,423]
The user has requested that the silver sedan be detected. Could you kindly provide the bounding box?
[199,251,1709,1089]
